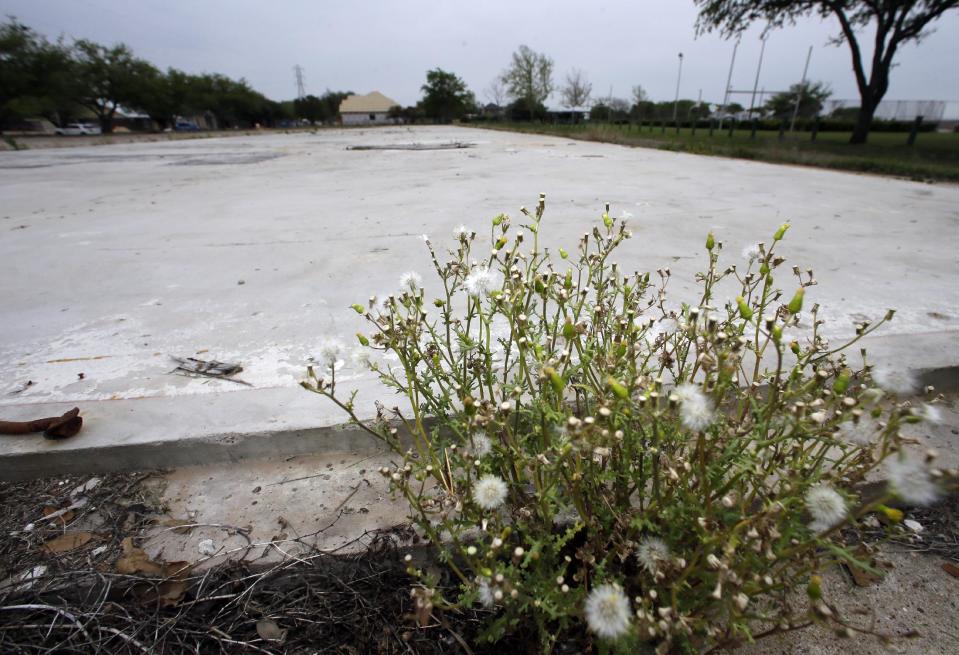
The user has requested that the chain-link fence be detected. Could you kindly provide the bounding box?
[823,99,946,122]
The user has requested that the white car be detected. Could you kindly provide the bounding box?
[56,123,102,136]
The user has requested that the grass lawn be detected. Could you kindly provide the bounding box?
[474,122,959,182]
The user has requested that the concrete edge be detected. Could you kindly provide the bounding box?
[0,423,388,483]
[2,364,956,483]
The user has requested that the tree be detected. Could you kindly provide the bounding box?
[71,39,159,132]
[500,45,554,106]
[420,68,475,123]
[631,85,649,106]
[764,80,831,119]
[294,94,324,124]
[505,97,547,122]
[631,100,656,121]
[591,97,630,122]
[484,78,507,106]
[560,68,592,108]
[725,101,745,115]
[320,90,351,123]
[694,0,959,143]
[0,20,75,129]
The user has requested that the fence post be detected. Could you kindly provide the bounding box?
[728,119,735,138]
[709,120,715,137]
[675,121,681,135]
[811,117,820,142]
[750,117,757,139]
[660,121,666,134]
[907,115,923,146]
[778,121,785,142]
[691,120,697,136]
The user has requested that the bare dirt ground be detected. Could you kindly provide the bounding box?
[2,424,956,653]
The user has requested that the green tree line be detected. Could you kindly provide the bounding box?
[0,19,344,132]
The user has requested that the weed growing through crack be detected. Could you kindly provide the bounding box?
[304,196,946,653]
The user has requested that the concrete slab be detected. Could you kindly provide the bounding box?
[140,450,406,569]
[1,126,958,478]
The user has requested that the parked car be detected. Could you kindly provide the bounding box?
[174,121,200,132]
[55,123,102,136]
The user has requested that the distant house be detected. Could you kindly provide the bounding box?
[546,106,590,124]
[339,91,400,125]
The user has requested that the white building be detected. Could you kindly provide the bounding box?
[339,91,400,125]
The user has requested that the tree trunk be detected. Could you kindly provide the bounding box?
[849,94,879,145]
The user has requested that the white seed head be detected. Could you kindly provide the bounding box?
[472,474,508,510]
[674,383,714,431]
[318,338,344,367]
[805,484,847,533]
[635,536,670,574]
[871,364,918,395]
[838,414,879,446]
[464,266,502,297]
[886,450,940,506]
[584,583,632,640]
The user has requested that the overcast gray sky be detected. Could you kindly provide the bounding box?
[6,0,959,113]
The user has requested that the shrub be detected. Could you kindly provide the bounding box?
[304,198,945,653]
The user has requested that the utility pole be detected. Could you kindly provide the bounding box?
[748,34,767,118]
[672,52,684,122]
[294,65,306,100]
[789,46,813,132]
[719,38,739,129]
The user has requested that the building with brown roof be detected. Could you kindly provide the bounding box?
[339,91,400,125]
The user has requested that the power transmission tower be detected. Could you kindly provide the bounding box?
[294,65,306,99]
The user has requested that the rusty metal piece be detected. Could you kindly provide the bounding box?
[0,407,82,440]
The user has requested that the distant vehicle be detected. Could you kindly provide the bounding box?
[174,121,200,132]
[55,122,102,136]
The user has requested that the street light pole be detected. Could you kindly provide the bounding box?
[748,34,767,118]
[789,46,814,132]
[672,52,684,123]
[719,38,739,130]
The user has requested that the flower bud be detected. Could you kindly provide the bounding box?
[833,369,851,394]
[607,377,629,400]
[544,366,565,394]
[877,504,903,523]
[774,223,790,241]
[734,593,749,611]
[736,296,753,321]
[771,325,783,343]
[787,288,804,314]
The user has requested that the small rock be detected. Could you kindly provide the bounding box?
[903,519,924,533]
[237,280,245,285]
[198,539,216,556]
[70,477,101,499]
